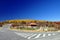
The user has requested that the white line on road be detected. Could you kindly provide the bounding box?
[24,33,34,38]
[15,32,56,39]
[15,32,22,35]
[15,32,25,37]
[48,34,51,36]
[42,34,46,37]
[27,34,37,39]
[15,32,34,38]
[34,34,41,39]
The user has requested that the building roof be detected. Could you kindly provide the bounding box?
[29,23,37,25]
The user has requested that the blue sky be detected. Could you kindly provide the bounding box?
[0,0,60,21]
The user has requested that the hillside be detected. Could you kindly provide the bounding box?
[0,19,60,31]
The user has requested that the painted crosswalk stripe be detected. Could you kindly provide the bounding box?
[34,34,41,39]
[15,32,56,39]
[21,33,27,37]
[27,34,37,39]
[24,33,34,38]
[48,34,51,36]
[15,32,34,38]
[42,34,46,37]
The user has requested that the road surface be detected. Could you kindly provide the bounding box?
[0,25,60,40]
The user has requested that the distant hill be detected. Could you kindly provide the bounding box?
[3,19,48,23]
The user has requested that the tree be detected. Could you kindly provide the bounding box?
[21,21,26,28]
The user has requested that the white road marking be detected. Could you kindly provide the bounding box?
[27,34,37,39]
[42,34,46,37]
[15,32,22,36]
[20,33,34,38]
[34,34,41,39]
[48,34,51,36]
[15,32,34,38]
[15,32,57,39]
[15,32,25,37]
[25,33,34,38]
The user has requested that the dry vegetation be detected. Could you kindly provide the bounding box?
[0,19,60,32]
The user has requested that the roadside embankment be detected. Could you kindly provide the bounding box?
[9,28,59,32]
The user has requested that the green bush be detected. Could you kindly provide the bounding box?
[20,28,38,30]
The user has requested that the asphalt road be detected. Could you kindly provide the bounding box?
[0,25,60,40]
